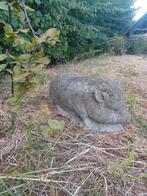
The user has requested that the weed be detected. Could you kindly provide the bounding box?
[128,94,147,131]
[123,145,136,172]
[134,116,147,131]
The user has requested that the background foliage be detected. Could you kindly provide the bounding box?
[26,0,135,63]
[1,0,141,64]
[127,38,147,54]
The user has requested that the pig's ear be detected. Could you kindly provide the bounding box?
[94,90,104,103]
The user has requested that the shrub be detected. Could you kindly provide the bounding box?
[110,36,125,55]
[126,38,147,54]
[26,0,134,63]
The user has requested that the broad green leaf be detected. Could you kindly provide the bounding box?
[19,28,29,33]
[8,61,21,66]
[13,65,21,75]
[0,54,7,61]
[16,28,29,34]
[36,56,50,65]
[6,69,13,74]
[10,1,21,11]
[23,38,38,52]
[4,24,13,34]
[31,37,38,46]
[4,24,16,41]
[34,48,44,59]
[17,11,25,24]
[0,18,6,25]
[0,64,7,72]
[29,64,44,72]
[48,119,65,130]
[14,71,30,82]
[26,5,34,12]
[0,1,8,11]
[25,43,34,52]
[13,37,26,47]
[18,54,31,62]
[37,28,60,44]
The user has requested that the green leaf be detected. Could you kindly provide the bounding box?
[0,54,7,61]
[29,64,44,72]
[4,24,13,34]
[14,72,30,82]
[36,56,50,65]
[0,1,8,11]
[18,54,31,62]
[17,11,25,24]
[48,119,65,130]
[0,64,7,72]
[13,37,26,47]
[6,69,13,74]
[25,43,34,52]
[10,1,21,11]
[33,48,44,60]
[0,18,6,25]
[26,5,34,12]
[37,28,60,44]
[19,28,29,33]
[13,65,21,75]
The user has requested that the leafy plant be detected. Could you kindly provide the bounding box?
[127,38,147,55]
[0,0,60,127]
[128,95,147,131]
[48,119,65,130]
[110,35,125,55]
[123,145,136,172]
[25,0,134,62]
[128,95,136,114]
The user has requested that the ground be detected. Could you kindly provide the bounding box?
[0,55,147,196]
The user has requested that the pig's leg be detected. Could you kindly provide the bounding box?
[72,103,95,129]
[56,105,81,123]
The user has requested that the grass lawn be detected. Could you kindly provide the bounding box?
[0,55,147,196]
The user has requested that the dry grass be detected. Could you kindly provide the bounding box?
[0,55,147,196]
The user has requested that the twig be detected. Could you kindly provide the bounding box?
[72,171,94,196]
[65,148,90,165]
[0,175,68,184]
[0,183,28,195]
[17,0,37,36]
[102,174,108,196]
[125,183,135,196]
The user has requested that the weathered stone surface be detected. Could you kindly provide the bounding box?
[49,74,131,132]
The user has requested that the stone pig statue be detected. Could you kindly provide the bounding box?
[49,74,131,132]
